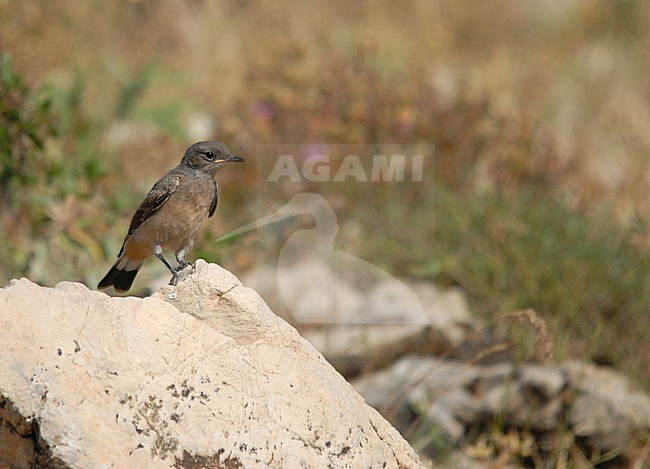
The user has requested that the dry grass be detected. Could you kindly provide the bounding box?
[509,309,554,365]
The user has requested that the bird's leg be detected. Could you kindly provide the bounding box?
[175,248,190,272]
[154,244,175,274]
[154,244,181,285]
[168,247,194,286]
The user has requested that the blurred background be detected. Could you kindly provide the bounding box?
[1,0,650,466]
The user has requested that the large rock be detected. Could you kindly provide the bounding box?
[0,260,422,468]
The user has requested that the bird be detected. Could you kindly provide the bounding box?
[98,141,245,293]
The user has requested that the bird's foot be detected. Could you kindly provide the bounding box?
[174,261,190,272]
[168,262,194,286]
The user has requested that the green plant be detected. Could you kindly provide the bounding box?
[0,53,57,206]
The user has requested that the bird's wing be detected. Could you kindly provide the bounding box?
[127,172,182,235]
[208,179,218,218]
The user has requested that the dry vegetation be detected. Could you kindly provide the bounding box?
[1,0,650,466]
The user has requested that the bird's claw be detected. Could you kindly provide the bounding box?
[174,262,190,273]
[168,262,194,286]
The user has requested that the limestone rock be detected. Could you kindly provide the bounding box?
[0,260,422,468]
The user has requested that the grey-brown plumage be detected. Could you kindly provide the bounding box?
[98,141,245,292]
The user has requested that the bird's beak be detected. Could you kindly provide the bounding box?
[226,154,246,163]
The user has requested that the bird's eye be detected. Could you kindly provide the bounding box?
[204,151,215,160]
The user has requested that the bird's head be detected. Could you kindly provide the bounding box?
[182,141,245,174]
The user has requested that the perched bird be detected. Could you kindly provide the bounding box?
[98,141,245,292]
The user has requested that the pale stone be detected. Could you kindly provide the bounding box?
[0,260,422,468]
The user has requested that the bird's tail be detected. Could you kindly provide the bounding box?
[97,255,144,293]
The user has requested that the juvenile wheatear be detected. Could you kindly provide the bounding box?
[98,141,245,292]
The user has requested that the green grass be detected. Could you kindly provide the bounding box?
[352,179,650,387]
[431,183,650,386]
